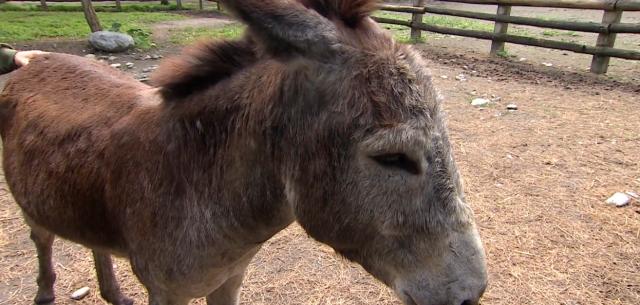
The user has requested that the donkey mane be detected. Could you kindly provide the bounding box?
[152,38,257,99]
[300,0,380,27]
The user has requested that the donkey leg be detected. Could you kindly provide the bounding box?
[28,224,56,305]
[147,291,190,305]
[206,273,245,305]
[93,251,134,305]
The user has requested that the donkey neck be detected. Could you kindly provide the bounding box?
[158,62,300,246]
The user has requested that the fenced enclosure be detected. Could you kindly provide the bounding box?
[373,0,640,74]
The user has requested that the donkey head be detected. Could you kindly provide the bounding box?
[220,1,488,304]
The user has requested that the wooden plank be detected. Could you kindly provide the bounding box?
[379,5,640,34]
[411,0,428,41]
[615,0,640,10]
[436,0,620,10]
[490,5,511,55]
[590,10,624,74]
[372,16,640,60]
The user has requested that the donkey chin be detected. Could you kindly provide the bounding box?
[393,229,488,305]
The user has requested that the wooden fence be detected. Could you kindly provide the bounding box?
[374,0,640,74]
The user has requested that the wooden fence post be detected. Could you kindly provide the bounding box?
[590,10,623,74]
[410,0,427,42]
[490,4,511,55]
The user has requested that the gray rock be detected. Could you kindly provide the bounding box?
[125,62,135,69]
[89,31,135,53]
[84,54,96,60]
[110,63,122,69]
[108,56,117,61]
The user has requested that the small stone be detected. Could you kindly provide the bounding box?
[84,54,96,59]
[125,62,135,69]
[151,54,163,59]
[542,62,553,67]
[108,56,117,61]
[440,75,449,79]
[142,55,152,60]
[471,98,490,107]
[518,58,527,62]
[71,287,90,300]
[455,74,467,81]
[606,192,631,207]
[110,63,122,69]
[506,104,518,111]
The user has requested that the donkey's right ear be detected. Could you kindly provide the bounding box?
[218,0,342,61]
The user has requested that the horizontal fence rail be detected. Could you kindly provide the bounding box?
[436,0,640,11]
[375,0,640,74]
[381,4,640,33]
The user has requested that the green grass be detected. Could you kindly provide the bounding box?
[169,24,246,45]
[0,11,186,47]
[542,29,581,37]
[0,3,194,12]
[373,11,494,43]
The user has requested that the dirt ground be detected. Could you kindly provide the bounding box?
[1,5,640,305]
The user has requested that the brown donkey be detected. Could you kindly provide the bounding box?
[0,0,487,304]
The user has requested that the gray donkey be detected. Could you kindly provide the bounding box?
[0,0,487,304]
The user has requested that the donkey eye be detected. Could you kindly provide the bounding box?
[371,153,420,175]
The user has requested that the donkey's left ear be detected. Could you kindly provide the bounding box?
[218,0,342,61]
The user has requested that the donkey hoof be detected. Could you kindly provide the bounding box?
[114,297,134,305]
[34,296,55,305]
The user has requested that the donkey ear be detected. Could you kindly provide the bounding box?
[218,0,341,60]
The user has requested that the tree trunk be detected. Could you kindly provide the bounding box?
[160,0,169,5]
[81,0,103,33]
[40,0,48,10]
[199,0,203,10]
[176,0,183,10]
[115,0,122,11]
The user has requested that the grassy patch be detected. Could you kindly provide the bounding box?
[0,11,185,45]
[169,24,246,45]
[0,3,194,12]
[373,11,495,43]
[542,29,580,37]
